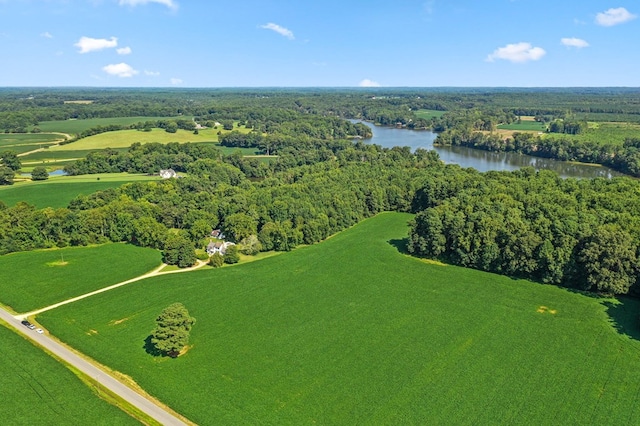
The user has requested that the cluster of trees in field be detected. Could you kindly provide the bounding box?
[218,116,372,152]
[0,150,21,185]
[548,119,587,135]
[408,167,640,295]
[64,142,223,176]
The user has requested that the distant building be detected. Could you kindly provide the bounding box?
[206,241,235,256]
[210,229,225,239]
[159,169,178,179]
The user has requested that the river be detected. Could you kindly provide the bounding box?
[356,121,624,179]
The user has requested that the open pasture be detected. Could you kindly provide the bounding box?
[414,109,446,119]
[31,116,187,135]
[38,213,640,425]
[0,173,159,208]
[0,244,161,313]
[0,323,137,425]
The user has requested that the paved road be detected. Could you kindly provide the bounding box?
[0,307,189,426]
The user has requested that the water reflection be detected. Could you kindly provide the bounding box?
[355,121,624,179]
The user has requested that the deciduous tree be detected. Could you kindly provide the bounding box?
[31,166,49,181]
[150,303,195,357]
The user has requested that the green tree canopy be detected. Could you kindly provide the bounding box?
[163,234,197,268]
[31,166,49,181]
[150,303,196,357]
[0,150,21,171]
[0,166,14,185]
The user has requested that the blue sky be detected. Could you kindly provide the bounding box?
[0,0,638,87]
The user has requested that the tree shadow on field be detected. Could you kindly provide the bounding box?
[565,287,609,300]
[388,238,410,255]
[143,335,163,357]
[602,296,640,341]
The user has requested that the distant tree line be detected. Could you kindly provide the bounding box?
[436,130,640,177]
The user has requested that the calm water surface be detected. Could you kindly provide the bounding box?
[357,121,624,179]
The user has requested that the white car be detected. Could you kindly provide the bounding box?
[35,328,44,334]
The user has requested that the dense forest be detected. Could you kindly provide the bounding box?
[3,88,640,296]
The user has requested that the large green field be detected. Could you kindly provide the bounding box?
[0,323,138,425]
[498,121,547,131]
[49,129,217,151]
[0,173,160,208]
[1,133,64,154]
[414,109,446,119]
[0,244,162,313]
[31,117,187,135]
[544,122,640,145]
[38,213,640,424]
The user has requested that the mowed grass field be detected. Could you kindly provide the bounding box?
[38,213,640,424]
[0,323,138,425]
[0,244,162,313]
[0,173,160,208]
[498,119,547,131]
[414,109,446,119]
[49,129,217,151]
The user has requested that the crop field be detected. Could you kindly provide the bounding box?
[31,116,187,135]
[1,133,64,154]
[0,133,62,147]
[0,173,160,208]
[0,244,162,313]
[544,122,640,145]
[0,323,137,425]
[498,121,547,131]
[414,109,446,119]
[38,213,640,424]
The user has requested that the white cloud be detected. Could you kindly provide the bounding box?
[170,77,183,85]
[486,42,546,63]
[596,7,637,26]
[116,46,132,55]
[359,79,381,87]
[75,36,117,53]
[144,70,160,76]
[118,0,178,10]
[561,37,589,48]
[41,32,53,39]
[103,62,139,77]
[260,23,294,40]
